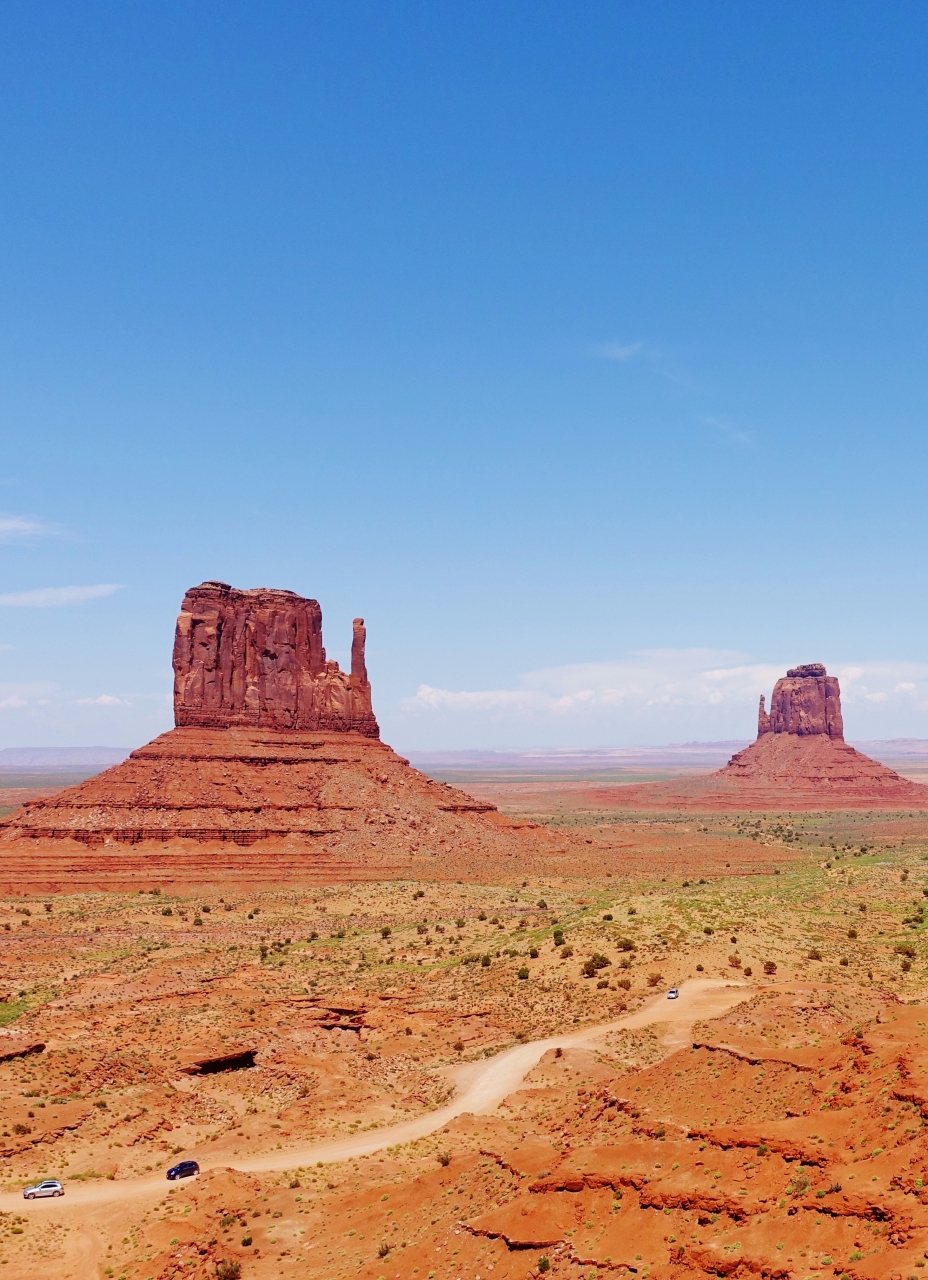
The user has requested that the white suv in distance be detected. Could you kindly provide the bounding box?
[23,1180,63,1199]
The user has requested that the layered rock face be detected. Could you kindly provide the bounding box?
[602,663,928,811]
[173,582,378,736]
[757,662,843,739]
[0,581,557,882]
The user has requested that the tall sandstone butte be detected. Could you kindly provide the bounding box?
[756,662,844,740]
[173,581,378,736]
[0,582,558,888]
[594,662,928,810]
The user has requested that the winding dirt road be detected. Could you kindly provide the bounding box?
[3,977,748,1219]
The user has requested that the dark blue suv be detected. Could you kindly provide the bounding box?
[166,1159,199,1181]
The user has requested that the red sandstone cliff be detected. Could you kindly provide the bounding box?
[757,662,843,739]
[602,663,928,811]
[0,582,563,879]
[172,582,378,737]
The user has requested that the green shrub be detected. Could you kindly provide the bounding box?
[216,1262,241,1280]
[161,907,172,917]
[517,966,529,980]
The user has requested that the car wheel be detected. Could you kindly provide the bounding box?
[54,1190,62,1197]
[26,1193,34,1200]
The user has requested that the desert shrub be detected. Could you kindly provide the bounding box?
[308,930,318,941]
[597,979,609,989]
[763,960,777,975]
[787,1173,810,1196]
[193,917,203,927]
[552,929,565,947]
[703,926,713,935]
[240,1234,252,1247]
[455,917,465,928]
[413,889,425,899]
[848,927,858,939]
[743,966,752,977]
[216,1262,241,1280]
[603,913,613,921]
[538,1258,551,1273]
[628,906,636,915]
[829,1181,842,1193]
[902,959,912,973]
[896,943,917,958]
[808,948,822,961]
[478,911,487,921]
[728,955,741,968]
[529,947,539,958]
[581,953,611,978]
[481,954,491,967]
[617,977,631,990]
[537,899,547,909]
[616,937,636,952]
[161,907,173,917]
[695,963,704,972]
[201,904,211,913]
[220,1215,235,1229]
[11,1123,30,1135]
[381,926,391,938]
[840,957,849,966]
[647,973,663,987]
[416,923,427,935]
[757,1144,769,1156]
[560,946,573,959]
[378,1242,391,1257]
[436,1151,450,1166]
[452,1040,464,1052]
[517,966,529,980]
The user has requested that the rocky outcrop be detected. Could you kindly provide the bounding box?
[603,663,928,810]
[757,662,843,740]
[172,582,378,737]
[0,581,568,876]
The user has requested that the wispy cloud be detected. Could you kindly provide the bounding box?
[0,682,58,711]
[596,340,644,362]
[400,652,928,742]
[73,694,130,707]
[0,584,123,607]
[701,415,754,447]
[0,514,59,542]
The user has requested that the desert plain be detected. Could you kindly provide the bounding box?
[0,783,928,1280]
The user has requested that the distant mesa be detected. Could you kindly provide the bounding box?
[593,663,928,811]
[0,582,549,888]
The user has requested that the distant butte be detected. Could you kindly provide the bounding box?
[599,663,928,811]
[0,583,556,888]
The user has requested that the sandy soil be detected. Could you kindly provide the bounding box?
[0,812,926,1278]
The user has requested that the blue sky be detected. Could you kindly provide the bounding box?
[3,1,928,749]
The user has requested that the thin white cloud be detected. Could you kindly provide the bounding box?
[0,682,58,711]
[0,584,123,607]
[400,651,928,741]
[0,514,59,542]
[701,415,754,447]
[596,340,643,361]
[73,694,130,707]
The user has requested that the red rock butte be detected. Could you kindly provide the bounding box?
[601,662,928,811]
[0,583,553,889]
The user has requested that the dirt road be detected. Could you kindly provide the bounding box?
[2,977,748,1218]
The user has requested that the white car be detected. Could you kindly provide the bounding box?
[23,1179,63,1199]
[666,988,679,1000]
